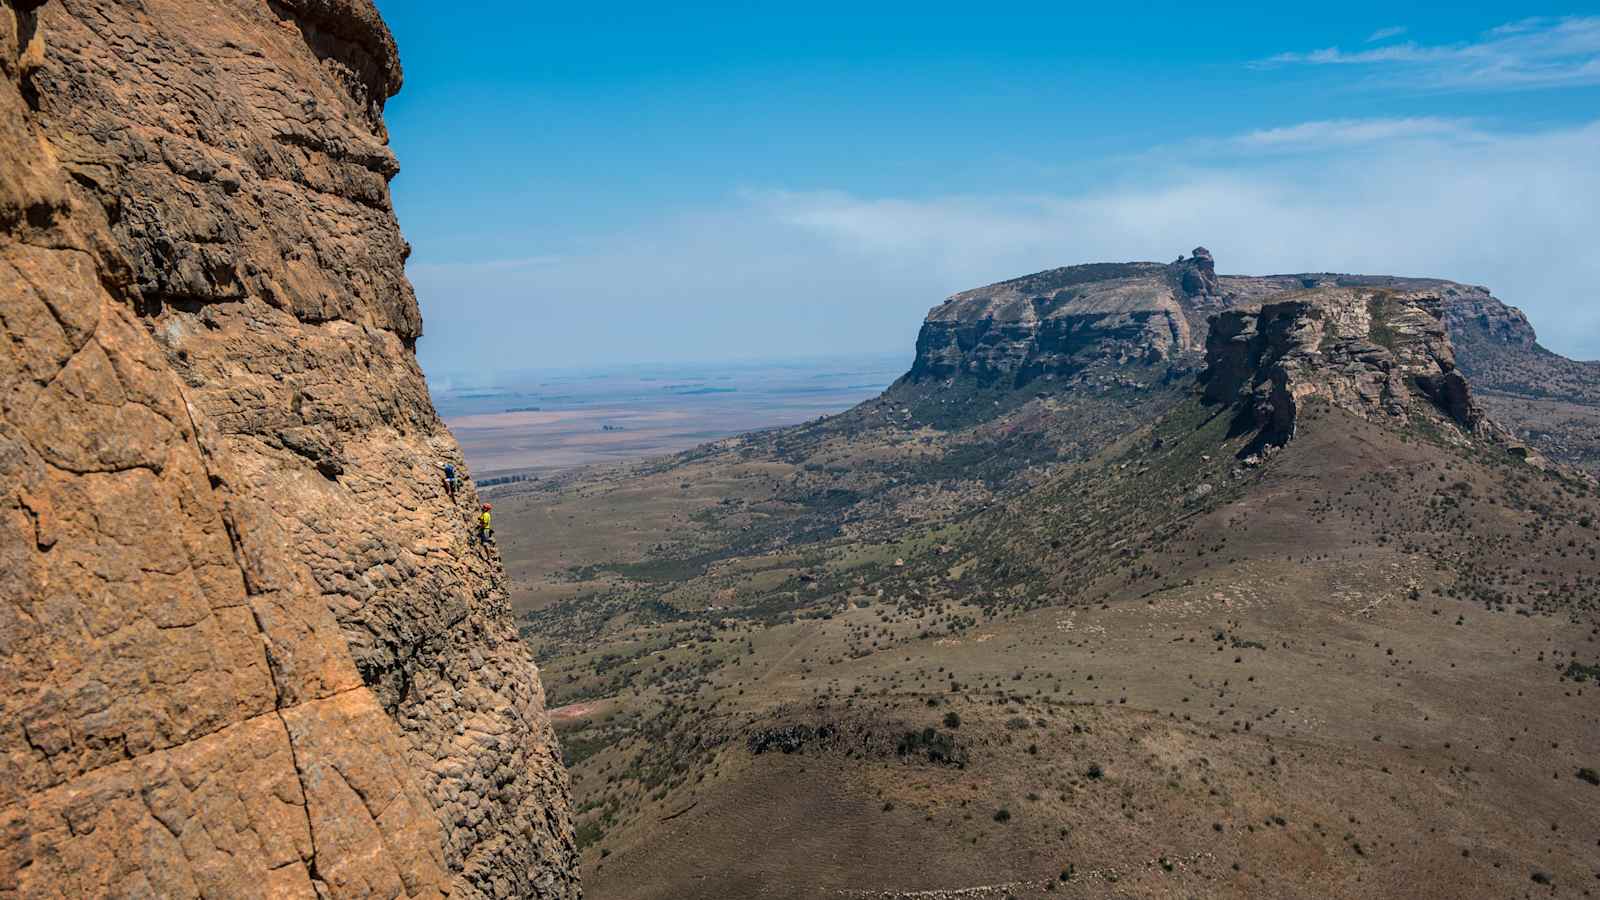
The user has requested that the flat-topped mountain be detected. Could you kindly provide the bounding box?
[908,249,1526,389]
[903,249,1599,472]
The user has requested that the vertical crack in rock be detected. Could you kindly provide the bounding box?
[173,337,336,893]
[275,708,327,892]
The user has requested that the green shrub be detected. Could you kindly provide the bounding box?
[1565,661,1600,682]
[575,820,605,850]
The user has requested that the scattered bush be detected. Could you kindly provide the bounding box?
[574,820,604,850]
[896,727,967,767]
[1565,661,1600,682]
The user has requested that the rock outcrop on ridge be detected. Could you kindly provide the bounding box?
[1201,290,1485,451]
[1,1,577,897]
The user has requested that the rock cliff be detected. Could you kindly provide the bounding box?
[1,1,578,897]
[905,250,1553,391]
[1200,289,1487,451]
[1219,272,1599,470]
[904,249,1224,386]
[901,250,1598,471]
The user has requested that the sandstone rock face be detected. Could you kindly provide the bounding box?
[905,252,1588,445]
[1,1,578,897]
[1218,272,1597,471]
[1437,290,1539,351]
[906,260,1209,387]
[1201,289,1486,449]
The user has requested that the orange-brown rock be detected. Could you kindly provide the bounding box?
[1,1,578,897]
[1202,289,1492,453]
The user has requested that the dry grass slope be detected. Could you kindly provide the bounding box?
[500,365,1600,897]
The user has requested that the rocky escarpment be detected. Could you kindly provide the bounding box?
[1439,290,1600,399]
[1438,291,1539,351]
[1,2,577,898]
[904,250,1569,393]
[1200,290,1490,452]
[901,250,1598,471]
[1226,273,1600,471]
[904,248,1224,387]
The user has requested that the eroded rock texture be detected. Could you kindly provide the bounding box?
[903,249,1588,414]
[1201,290,1489,451]
[1,1,578,897]
[906,252,1222,387]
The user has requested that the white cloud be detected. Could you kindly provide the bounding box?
[1229,117,1481,150]
[1489,18,1552,37]
[754,121,1600,359]
[1262,16,1600,90]
[1367,26,1408,43]
[413,119,1600,376]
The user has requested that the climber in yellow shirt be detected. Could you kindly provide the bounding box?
[474,503,494,545]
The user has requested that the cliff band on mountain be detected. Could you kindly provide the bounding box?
[907,249,1225,386]
[1201,290,1487,452]
[898,247,1592,474]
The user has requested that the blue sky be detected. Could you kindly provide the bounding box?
[372,3,1600,380]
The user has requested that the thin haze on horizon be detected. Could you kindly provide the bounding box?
[373,2,1600,381]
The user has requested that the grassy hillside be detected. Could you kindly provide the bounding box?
[496,381,1600,898]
